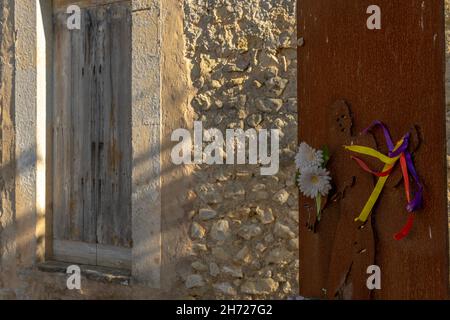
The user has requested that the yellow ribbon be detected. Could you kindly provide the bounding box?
[344,139,404,222]
[344,145,399,164]
[354,163,393,222]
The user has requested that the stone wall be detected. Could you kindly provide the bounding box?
[181,0,299,298]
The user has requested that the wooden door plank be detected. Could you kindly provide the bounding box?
[298,0,449,299]
[90,8,102,245]
[69,14,84,241]
[97,244,131,269]
[80,8,97,243]
[54,9,98,243]
[108,3,132,248]
[53,240,131,269]
[53,239,97,265]
[95,6,110,247]
[53,12,72,241]
[95,4,132,248]
[114,4,132,248]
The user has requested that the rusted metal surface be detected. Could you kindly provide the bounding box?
[298,1,448,299]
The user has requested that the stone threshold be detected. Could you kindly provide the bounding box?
[37,260,131,285]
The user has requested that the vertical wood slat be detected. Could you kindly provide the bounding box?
[96,4,132,248]
[97,7,109,247]
[71,12,83,241]
[52,2,132,266]
[53,12,71,241]
[116,7,132,248]
[81,9,96,243]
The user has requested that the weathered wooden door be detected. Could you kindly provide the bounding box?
[51,1,132,269]
[298,1,449,299]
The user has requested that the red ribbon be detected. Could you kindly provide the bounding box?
[351,156,394,177]
[394,214,415,241]
[356,122,423,240]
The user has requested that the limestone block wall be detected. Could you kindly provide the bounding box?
[181,0,299,299]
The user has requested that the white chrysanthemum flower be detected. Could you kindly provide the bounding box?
[298,166,332,199]
[295,142,323,171]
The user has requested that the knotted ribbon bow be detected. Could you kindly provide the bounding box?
[344,121,423,240]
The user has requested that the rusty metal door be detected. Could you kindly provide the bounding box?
[298,1,449,299]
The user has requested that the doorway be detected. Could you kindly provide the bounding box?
[51,0,132,270]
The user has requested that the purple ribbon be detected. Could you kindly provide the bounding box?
[362,120,395,152]
[389,133,410,158]
[404,151,424,212]
[363,121,423,213]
